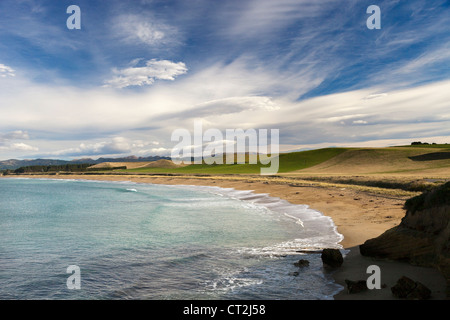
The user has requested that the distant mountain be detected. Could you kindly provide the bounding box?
[0,159,71,170]
[0,155,171,170]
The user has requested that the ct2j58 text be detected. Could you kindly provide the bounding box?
[183,304,266,317]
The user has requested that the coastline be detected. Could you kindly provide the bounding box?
[2,173,447,299]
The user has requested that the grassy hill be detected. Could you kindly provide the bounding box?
[99,145,450,193]
[108,145,450,176]
[85,145,450,178]
[292,146,450,176]
[116,148,349,175]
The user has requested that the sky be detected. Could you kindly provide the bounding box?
[0,0,449,160]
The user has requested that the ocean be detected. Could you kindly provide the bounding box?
[0,178,343,300]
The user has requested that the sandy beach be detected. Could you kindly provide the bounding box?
[4,173,447,300]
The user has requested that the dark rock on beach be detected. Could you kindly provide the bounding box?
[345,279,368,294]
[391,276,431,300]
[390,276,416,298]
[359,182,450,297]
[321,248,343,268]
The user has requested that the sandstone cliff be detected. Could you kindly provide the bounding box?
[359,182,450,297]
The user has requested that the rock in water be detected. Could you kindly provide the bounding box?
[321,248,343,268]
[293,259,310,267]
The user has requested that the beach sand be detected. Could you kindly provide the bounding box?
[5,173,447,299]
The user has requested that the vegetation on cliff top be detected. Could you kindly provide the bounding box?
[404,181,450,213]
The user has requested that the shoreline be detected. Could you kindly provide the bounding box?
[2,173,447,299]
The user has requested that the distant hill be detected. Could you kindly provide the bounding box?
[0,155,171,170]
[0,159,72,170]
[87,159,184,170]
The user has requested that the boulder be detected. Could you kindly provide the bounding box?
[345,279,368,294]
[321,248,343,268]
[391,276,431,300]
[407,282,432,300]
[391,276,416,298]
[294,259,310,267]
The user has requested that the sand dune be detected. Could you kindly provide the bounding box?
[88,159,185,170]
[140,159,186,168]
[87,162,151,170]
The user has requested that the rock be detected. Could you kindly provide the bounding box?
[359,182,450,297]
[289,271,299,277]
[391,276,416,298]
[407,282,431,300]
[345,279,368,294]
[294,259,310,267]
[391,276,431,300]
[321,248,343,268]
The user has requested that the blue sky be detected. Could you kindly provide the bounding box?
[0,0,449,159]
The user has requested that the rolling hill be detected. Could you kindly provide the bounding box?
[110,145,450,177]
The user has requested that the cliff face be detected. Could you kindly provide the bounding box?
[359,182,450,296]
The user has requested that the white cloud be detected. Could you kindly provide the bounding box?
[199,96,279,112]
[221,0,334,40]
[146,147,171,156]
[394,44,450,75]
[1,55,450,159]
[104,59,188,88]
[363,93,387,100]
[157,96,279,121]
[0,130,29,140]
[48,137,131,157]
[0,143,38,152]
[9,143,38,151]
[131,140,160,148]
[0,130,36,152]
[114,14,180,47]
[0,64,15,77]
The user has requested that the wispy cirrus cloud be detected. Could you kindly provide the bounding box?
[113,13,181,48]
[0,64,15,77]
[104,59,188,89]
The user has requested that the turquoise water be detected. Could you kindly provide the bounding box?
[0,178,343,300]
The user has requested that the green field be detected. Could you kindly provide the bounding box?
[396,144,450,149]
[111,145,450,177]
[120,148,349,175]
[78,144,450,194]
